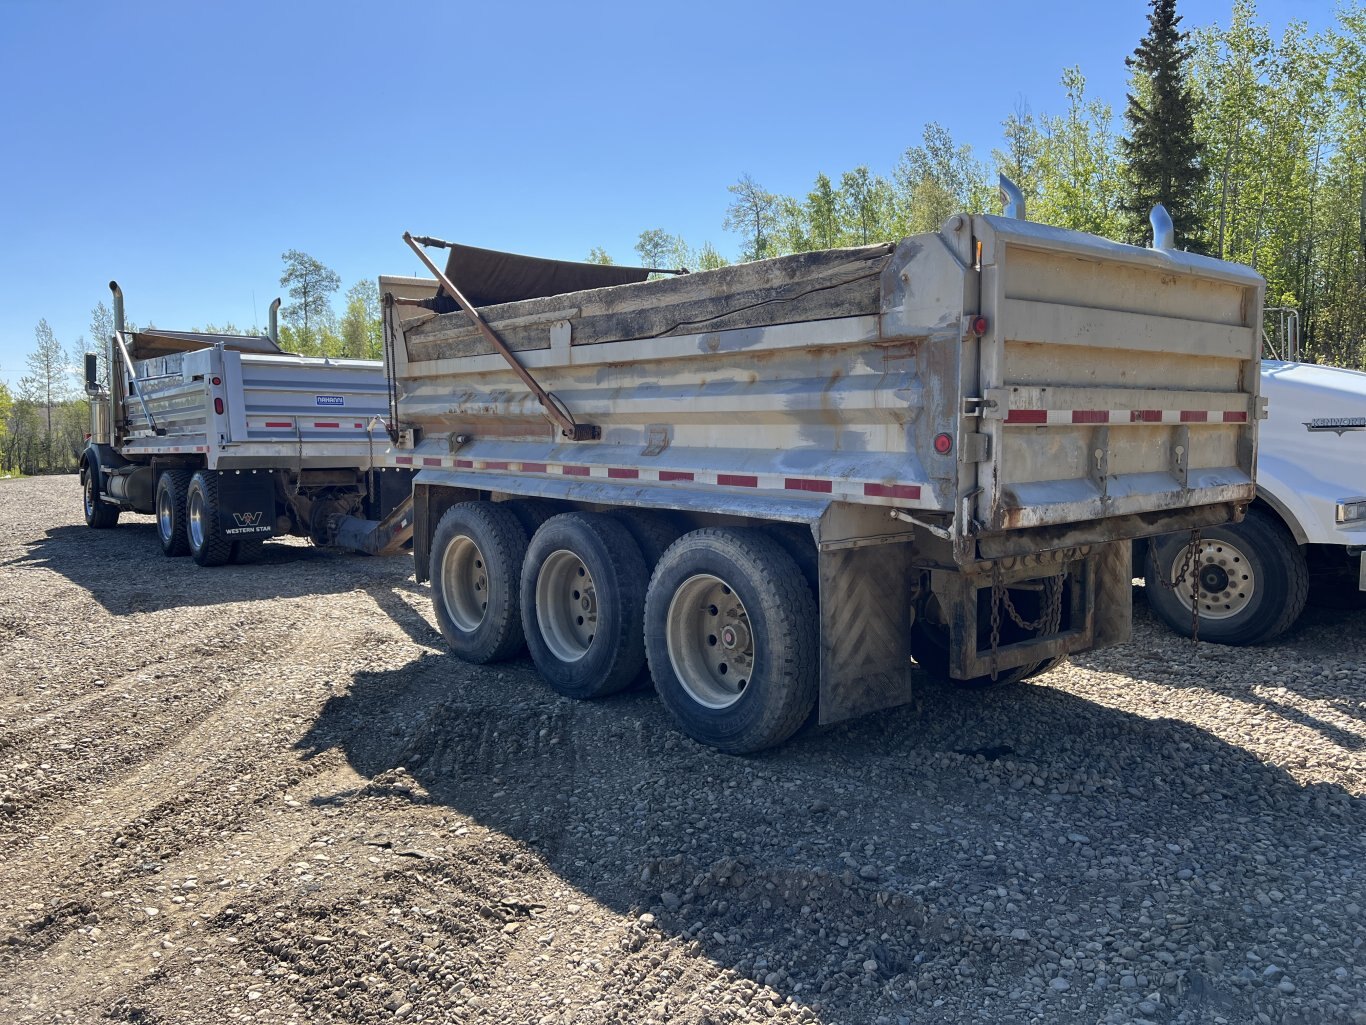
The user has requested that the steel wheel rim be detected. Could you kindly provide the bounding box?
[535,549,596,663]
[157,486,174,542]
[188,488,206,550]
[1171,538,1255,620]
[84,475,95,517]
[440,535,489,632]
[666,573,755,709]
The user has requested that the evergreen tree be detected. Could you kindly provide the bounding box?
[1120,0,1208,248]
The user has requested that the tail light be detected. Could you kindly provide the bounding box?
[214,398,224,415]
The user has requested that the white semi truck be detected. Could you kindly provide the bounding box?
[364,186,1265,752]
[1145,351,1366,644]
[79,284,413,566]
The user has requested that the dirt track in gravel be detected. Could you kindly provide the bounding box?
[1,474,1364,1025]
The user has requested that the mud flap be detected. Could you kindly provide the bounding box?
[817,541,916,725]
[1090,539,1132,650]
[216,472,276,540]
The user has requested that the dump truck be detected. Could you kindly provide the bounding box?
[79,284,412,565]
[366,183,1265,752]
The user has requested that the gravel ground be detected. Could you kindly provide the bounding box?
[1,473,1364,1025]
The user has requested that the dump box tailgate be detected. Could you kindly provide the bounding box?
[123,348,387,446]
[972,215,1263,533]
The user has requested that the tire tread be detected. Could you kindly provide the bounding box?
[646,527,817,753]
[431,502,529,663]
[188,471,234,567]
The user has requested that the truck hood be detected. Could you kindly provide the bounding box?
[1258,360,1366,545]
[1262,359,1366,404]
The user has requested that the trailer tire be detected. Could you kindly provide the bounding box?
[231,539,266,564]
[82,465,119,529]
[760,522,820,596]
[430,502,529,664]
[645,528,817,754]
[607,508,684,573]
[502,498,566,538]
[1145,507,1308,645]
[186,471,234,567]
[155,469,192,557]
[521,513,648,699]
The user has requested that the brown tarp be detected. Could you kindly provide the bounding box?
[436,244,651,308]
[128,329,283,362]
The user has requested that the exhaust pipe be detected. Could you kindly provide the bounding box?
[109,281,125,334]
[268,297,281,343]
[998,174,1026,221]
[1150,204,1175,251]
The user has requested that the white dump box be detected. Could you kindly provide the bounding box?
[117,332,389,468]
[81,308,410,567]
[377,212,1264,746]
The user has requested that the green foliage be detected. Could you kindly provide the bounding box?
[895,124,990,234]
[339,280,382,359]
[279,249,341,352]
[1034,68,1125,238]
[1120,0,1208,247]
[585,247,614,265]
[634,229,682,269]
[723,174,780,261]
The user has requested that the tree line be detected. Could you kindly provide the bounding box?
[593,0,1366,370]
[5,1,1361,476]
[0,251,382,476]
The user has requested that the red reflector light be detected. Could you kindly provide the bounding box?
[933,432,953,455]
[212,376,222,386]
[971,315,989,336]
[213,397,224,414]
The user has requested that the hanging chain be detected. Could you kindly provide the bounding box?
[1151,528,1203,643]
[990,567,1004,681]
[988,564,1067,681]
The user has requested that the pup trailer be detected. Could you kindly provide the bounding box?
[79,284,411,566]
[366,184,1265,752]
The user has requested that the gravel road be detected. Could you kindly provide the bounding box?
[1,474,1364,1025]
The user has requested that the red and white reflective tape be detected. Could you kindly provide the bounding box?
[398,456,923,503]
[1004,408,1249,425]
[247,419,367,430]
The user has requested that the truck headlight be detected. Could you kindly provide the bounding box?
[1337,497,1366,524]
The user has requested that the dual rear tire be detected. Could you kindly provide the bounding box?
[429,505,818,753]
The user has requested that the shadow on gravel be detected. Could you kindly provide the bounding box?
[7,523,416,616]
[1081,600,1366,750]
[298,651,1366,1024]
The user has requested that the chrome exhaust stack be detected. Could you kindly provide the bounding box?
[268,297,281,343]
[109,280,125,334]
[998,174,1027,221]
[1150,204,1175,251]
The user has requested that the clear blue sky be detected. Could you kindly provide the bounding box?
[0,0,1338,387]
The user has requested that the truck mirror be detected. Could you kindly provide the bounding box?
[84,353,100,393]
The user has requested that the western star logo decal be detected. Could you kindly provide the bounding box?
[225,511,270,536]
[1303,416,1366,435]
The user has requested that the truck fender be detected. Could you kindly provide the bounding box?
[1251,461,1315,546]
[79,442,127,492]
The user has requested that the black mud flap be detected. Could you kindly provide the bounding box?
[216,472,277,540]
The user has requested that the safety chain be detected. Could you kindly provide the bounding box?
[988,563,1067,681]
[1151,528,1203,643]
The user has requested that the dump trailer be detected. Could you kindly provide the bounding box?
[79,283,412,566]
[360,190,1264,752]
